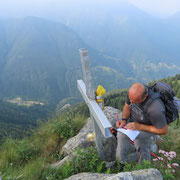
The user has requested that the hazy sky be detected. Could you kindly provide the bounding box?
[129,0,180,16]
[0,0,180,18]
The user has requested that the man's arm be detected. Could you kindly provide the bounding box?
[122,103,131,120]
[125,122,168,135]
[116,103,130,128]
[139,123,168,135]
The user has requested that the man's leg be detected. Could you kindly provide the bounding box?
[134,131,156,164]
[116,131,135,163]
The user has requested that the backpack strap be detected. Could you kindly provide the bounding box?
[142,88,161,118]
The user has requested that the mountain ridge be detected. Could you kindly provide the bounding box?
[0,17,134,104]
[0,16,180,104]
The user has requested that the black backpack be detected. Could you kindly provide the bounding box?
[144,81,179,124]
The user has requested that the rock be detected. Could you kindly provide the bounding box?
[103,106,121,127]
[51,155,71,169]
[51,152,76,168]
[65,172,113,180]
[110,168,163,180]
[95,106,122,161]
[57,106,159,168]
[62,106,121,161]
[65,168,163,180]
[62,117,95,156]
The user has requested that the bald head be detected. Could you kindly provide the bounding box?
[129,83,147,104]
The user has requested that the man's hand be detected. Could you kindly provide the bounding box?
[125,122,141,130]
[116,120,126,128]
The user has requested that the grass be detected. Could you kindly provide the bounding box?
[152,121,180,179]
[0,110,87,180]
[0,110,180,179]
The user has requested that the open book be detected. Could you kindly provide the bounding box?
[117,128,140,141]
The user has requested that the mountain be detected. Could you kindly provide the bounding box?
[55,2,180,81]
[0,17,134,104]
[0,13,180,105]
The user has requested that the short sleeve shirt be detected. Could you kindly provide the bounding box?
[126,92,167,129]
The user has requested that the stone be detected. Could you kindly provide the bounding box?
[64,168,163,180]
[65,172,113,180]
[51,152,76,169]
[51,155,71,169]
[109,168,163,180]
[62,117,95,156]
[56,106,159,169]
[62,106,122,161]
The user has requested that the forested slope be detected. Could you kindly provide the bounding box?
[104,73,180,110]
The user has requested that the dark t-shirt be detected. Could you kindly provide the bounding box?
[126,92,167,129]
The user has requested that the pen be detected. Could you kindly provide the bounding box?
[116,114,127,130]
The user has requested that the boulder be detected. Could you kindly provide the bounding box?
[65,168,163,180]
[55,106,159,168]
[61,116,95,156]
[62,106,121,161]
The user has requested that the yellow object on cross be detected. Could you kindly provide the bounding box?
[95,85,106,109]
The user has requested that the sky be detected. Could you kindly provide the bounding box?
[0,0,180,19]
[128,0,180,16]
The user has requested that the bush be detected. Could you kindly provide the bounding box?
[58,147,106,179]
[49,111,86,140]
[15,140,40,165]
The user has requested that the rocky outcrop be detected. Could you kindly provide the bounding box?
[65,168,163,180]
[61,116,95,156]
[52,106,159,169]
[62,106,121,159]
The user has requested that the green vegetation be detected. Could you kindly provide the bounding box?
[0,105,89,180]
[151,120,180,179]
[104,73,180,111]
[0,74,180,179]
[104,88,128,111]
[0,100,54,145]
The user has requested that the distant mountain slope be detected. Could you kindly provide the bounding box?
[0,15,179,104]
[58,2,180,81]
[0,17,134,104]
[65,3,180,64]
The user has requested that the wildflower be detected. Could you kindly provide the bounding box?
[167,164,172,168]
[172,169,175,173]
[158,157,164,161]
[169,154,175,159]
[169,151,176,158]
[159,149,165,154]
[153,158,158,161]
[172,163,179,167]
[164,152,169,157]
[168,157,172,161]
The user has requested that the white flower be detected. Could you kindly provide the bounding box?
[159,157,164,161]
[168,157,172,161]
[172,163,179,167]
[169,151,176,157]
[167,164,172,168]
[164,152,169,157]
[159,149,165,154]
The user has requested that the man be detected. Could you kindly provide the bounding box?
[116,83,168,164]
